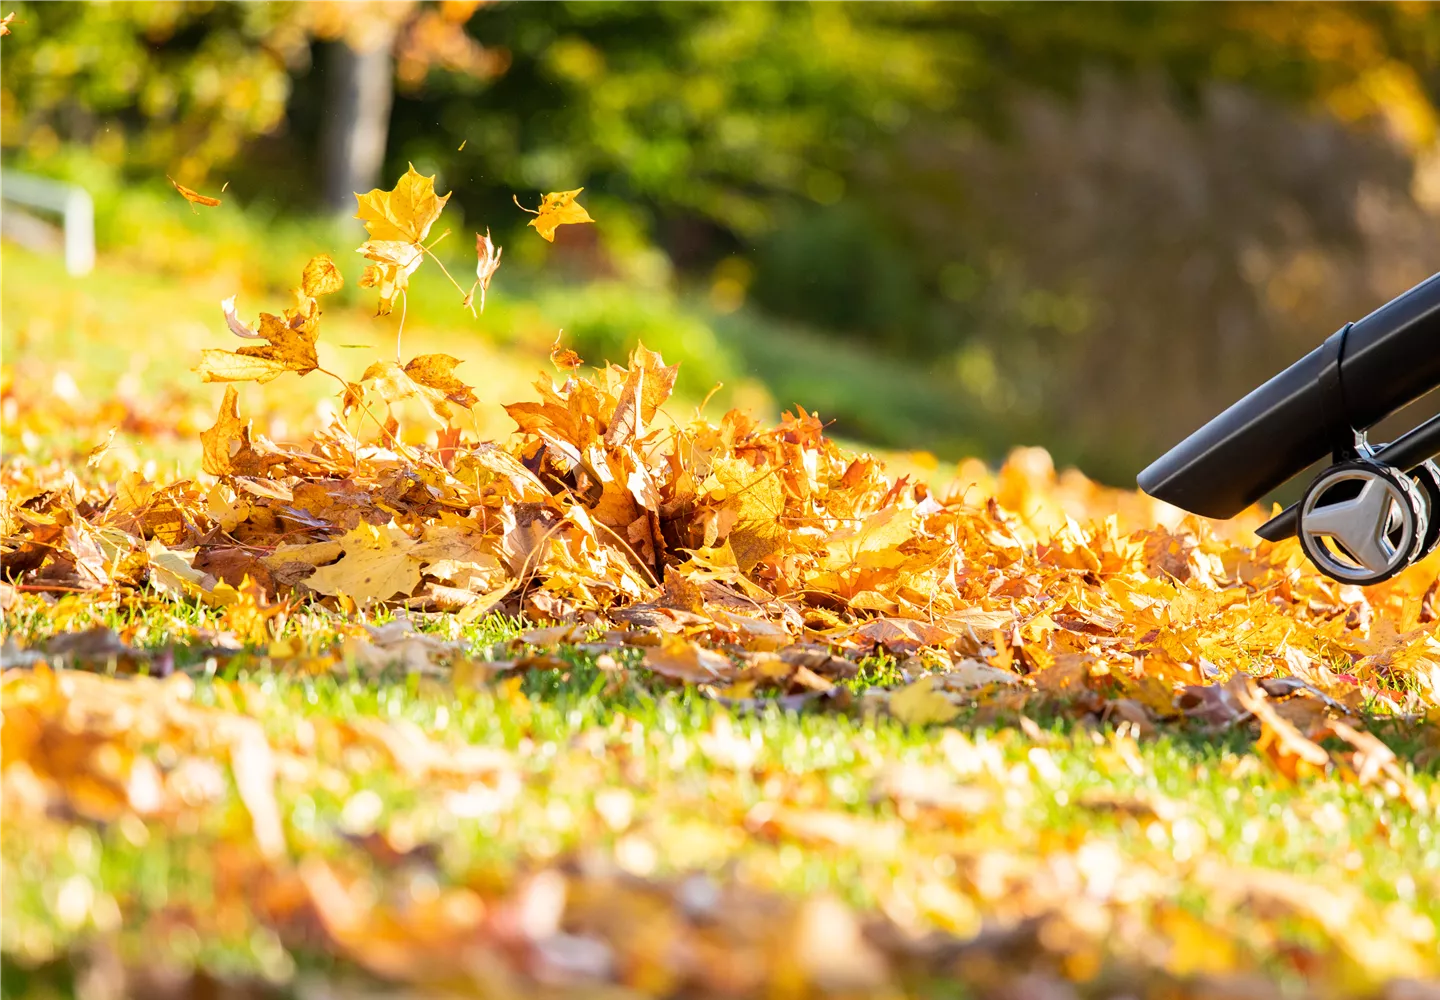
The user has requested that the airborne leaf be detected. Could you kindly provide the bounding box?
[301,255,345,298]
[168,176,221,211]
[359,356,475,425]
[550,332,583,372]
[519,188,595,242]
[471,230,502,312]
[355,164,450,244]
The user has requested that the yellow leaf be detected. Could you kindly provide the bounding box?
[712,458,786,574]
[301,254,345,298]
[360,357,474,425]
[196,278,322,384]
[306,523,422,607]
[644,635,737,683]
[354,164,450,244]
[604,342,678,447]
[200,386,258,475]
[357,242,423,316]
[402,354,477,410]
[521,187,594,242]
[889,675,961,726]
[550,331,583,372]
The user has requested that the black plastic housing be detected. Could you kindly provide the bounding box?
[1137,271,1440,520]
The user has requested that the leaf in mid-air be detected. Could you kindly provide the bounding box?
[471,230,503,312]
[550,332,583,372]
[519,188,594,242]
[354,164,450,245]
[196,269,323,384]
[360,355,476,425]
[168,176,221,212]
[357,242,424,316]
[301,255,345,298]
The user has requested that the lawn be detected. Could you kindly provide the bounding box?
[4,193,1440,1000]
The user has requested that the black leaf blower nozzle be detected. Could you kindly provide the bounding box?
[1138,271,1440,584]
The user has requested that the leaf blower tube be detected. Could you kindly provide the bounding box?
[1137,271,1440,531]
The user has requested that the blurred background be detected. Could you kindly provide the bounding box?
[3,0,1440,494]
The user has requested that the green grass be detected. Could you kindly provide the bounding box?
[5,605,1438,996]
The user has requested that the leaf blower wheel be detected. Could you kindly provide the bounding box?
[1409,460,1440,561]
[1298,460,1427,585]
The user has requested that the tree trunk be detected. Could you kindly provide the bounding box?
[320,32,397,213]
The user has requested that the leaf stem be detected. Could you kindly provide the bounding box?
[419,244,472,303]
[396,290,407,363]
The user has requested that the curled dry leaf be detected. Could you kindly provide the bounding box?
[168,176,221,211]
[472,229,502,312]
[221,296,260,339]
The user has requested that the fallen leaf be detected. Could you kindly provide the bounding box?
[644,635,736,683]
[889,675,961,726]
[306,523,422,607]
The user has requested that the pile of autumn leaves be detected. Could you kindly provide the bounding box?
[5,167,1440,725]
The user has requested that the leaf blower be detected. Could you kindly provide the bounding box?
[1137,271,1440,585]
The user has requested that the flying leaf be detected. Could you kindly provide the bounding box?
[196,300,320,384]
[359,357,475,425]
[550,332,583,372]
[221,296,260,339]
[518,188,595,242]
[889,675,961,726]
[301,255,345,298]
[306,523,422,607]
[471,230,502,312]
[355,164,450,245]
[358,242,424,316]
[168,176,221,212]
[85,429,116,469]
[402,354,477,409]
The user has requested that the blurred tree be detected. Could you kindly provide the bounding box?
[0,0,503,195]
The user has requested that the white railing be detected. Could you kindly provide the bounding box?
[0,170,95,276]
